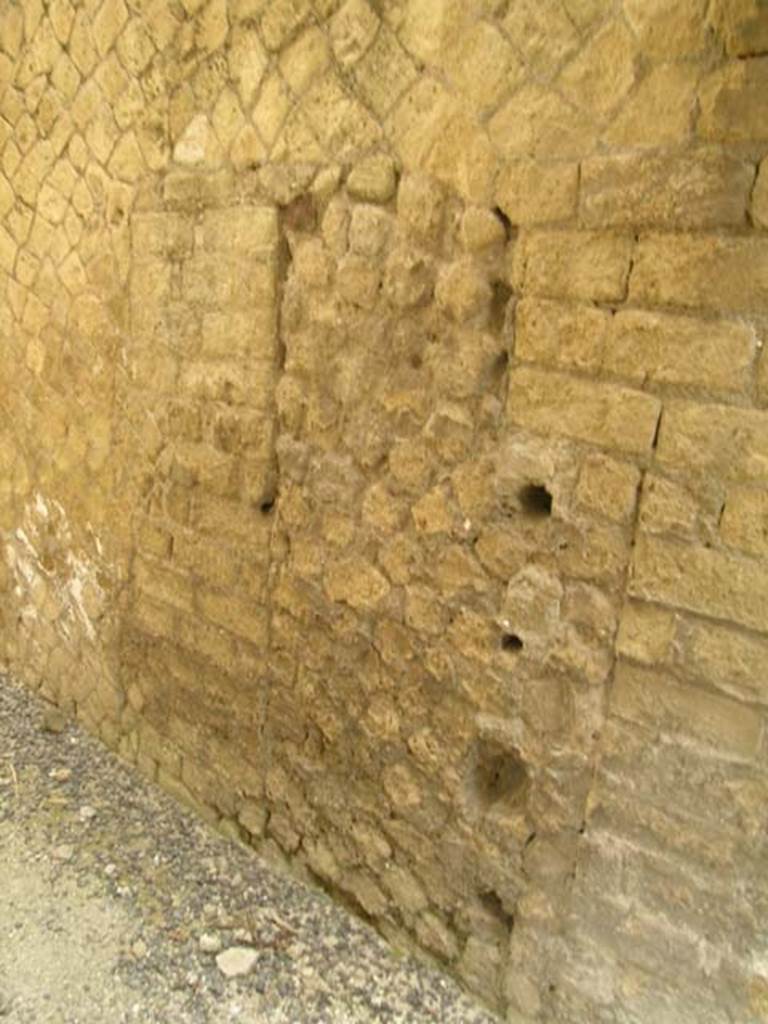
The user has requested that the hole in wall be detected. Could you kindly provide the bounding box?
[479,890,515,931]
[281,193,317,232]
[467,739,530,814]
[518,483,552,519]
[488,347,510,390]
[490,280,513,334]
[258,485,278,515]
[500,633,523,653]
[492,205,513,240]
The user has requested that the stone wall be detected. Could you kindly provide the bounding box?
[1,0,767,1020]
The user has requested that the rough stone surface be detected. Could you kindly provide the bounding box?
[1,3,767,1023]
[0,677,496,1024]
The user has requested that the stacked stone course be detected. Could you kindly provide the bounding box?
[1,0,767,1020]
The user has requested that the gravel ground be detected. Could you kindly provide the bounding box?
[0,675,497,1024]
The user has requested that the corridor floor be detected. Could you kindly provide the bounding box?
[0,677,497,1024]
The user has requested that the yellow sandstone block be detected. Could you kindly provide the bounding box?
[656,401,768,484]
[630,233,768,314]
[611,661,763,760]
[581,151,754,229]
[513,230,633,302]
[720,487,768,559]
[508,367,660,455]
[574,454,641,524]
[630,533,768,633]
[495,161,578,226]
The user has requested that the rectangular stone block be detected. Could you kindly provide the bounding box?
[557,523,629,584]
[616,601,676,664]
[508,367,661,455]
[597,717,768,839]
[580,151,754,228]
[573,453,641,523]
[656,401,768,484]
[604,310,756,396]
[131,212,194,260]
[169,442,238,497]
[239,260,277,312]
[630,533,768,633]
[200,205,278,255]
[638,473,699,537]
[514,298,610,372]
[135,558,195,613]
[200,310,257,359]
[632,853,747,955]
[611,661,763,759]
[182,254,236,305]
[177,612,263,679]
[589,759,741,872]
[197,589,268,645]
[630,233,768,313]
[495,160,578,225]
[720,486,768,558]
[127,595,178,641]
[173,533,240,590]
[676,616,768,706]
[130,258,172,337]
[193,492,273,545]
[513,229,634,302]
[564,893,705,992]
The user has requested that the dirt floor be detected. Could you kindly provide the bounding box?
[0,675,497,1024]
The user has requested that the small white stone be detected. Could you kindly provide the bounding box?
[199,932,223,954]
[79,805,97,821]
[216,947,259,978]
[52,844,74,861]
